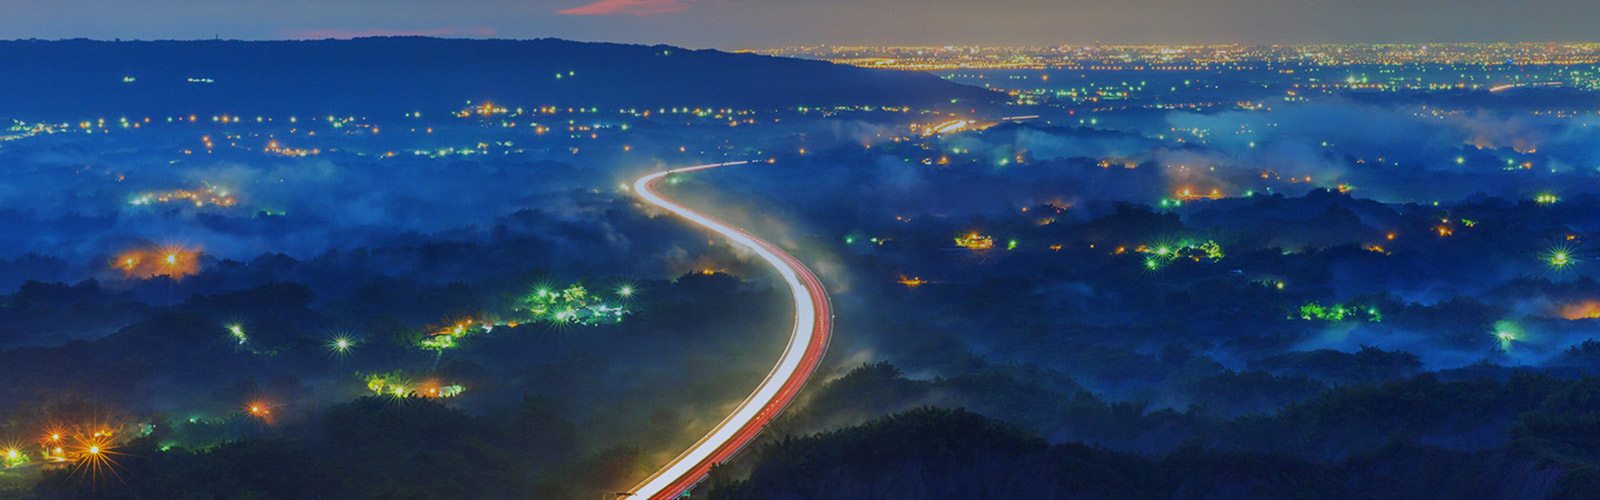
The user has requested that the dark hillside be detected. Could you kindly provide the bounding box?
[0,37,995,118]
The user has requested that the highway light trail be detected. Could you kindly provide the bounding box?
[627,161,833,499]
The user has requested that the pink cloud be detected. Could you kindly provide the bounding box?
[277,27,497,40]
[557,0,697,16]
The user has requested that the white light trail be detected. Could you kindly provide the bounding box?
[626,161,827,499]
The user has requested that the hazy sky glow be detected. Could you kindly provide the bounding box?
[2,0,1597,49]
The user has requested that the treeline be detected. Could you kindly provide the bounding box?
[773,362,1600,464]
[708,402,1599,500]
[31,396,641,500]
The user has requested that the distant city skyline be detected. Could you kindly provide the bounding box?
[1,0,1597,49]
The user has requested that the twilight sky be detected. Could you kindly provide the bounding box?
[2,0,1596,49]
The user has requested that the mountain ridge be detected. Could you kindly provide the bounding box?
[0,37,996,118]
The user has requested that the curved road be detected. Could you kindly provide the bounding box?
[626,161,833,499]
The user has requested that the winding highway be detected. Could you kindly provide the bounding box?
[626,161,833,499]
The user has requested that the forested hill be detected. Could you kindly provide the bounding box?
[0,37,995,118]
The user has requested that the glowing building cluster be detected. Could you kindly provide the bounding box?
[1558,301,1600,320]
[896,276,930,287]
[362,370,465,399]
[1140,239,1225,270]
[1296,301,1382,322]
[112,245,202,279]
[264,140,320,157]
[955,233,995,250]
[512,283,632,326]
[129,185,237,208]
[456,101,509,118]
[2,421,143,473]
[419,319,490,351]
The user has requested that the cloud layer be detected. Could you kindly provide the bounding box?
[558,0,697,16]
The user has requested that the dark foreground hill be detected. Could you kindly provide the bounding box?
[0,37,994,118]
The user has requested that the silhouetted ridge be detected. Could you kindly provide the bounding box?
[0,37,996,118]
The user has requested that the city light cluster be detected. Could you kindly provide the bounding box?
[761,43,1600,71]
